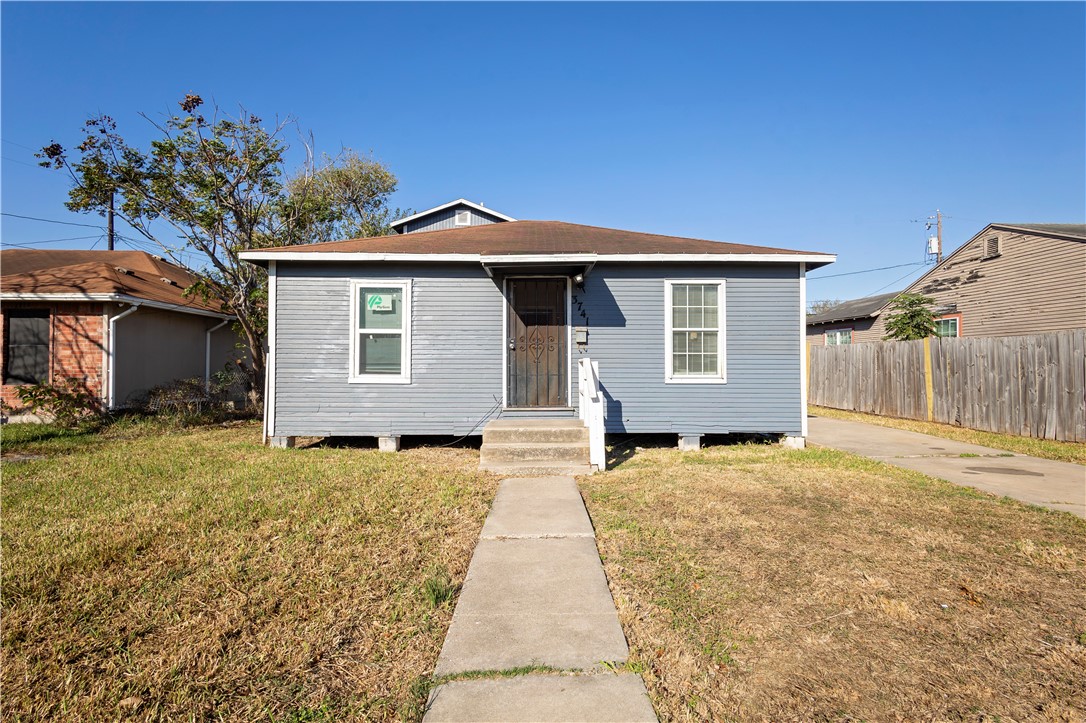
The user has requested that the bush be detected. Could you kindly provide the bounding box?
[143,377,213,417]
[7,379,104,428]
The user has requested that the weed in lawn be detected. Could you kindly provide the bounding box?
[422,568,457,608]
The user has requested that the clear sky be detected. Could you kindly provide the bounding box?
[2,1,1083,303]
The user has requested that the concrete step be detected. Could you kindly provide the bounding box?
[480,442,590,465]
[479,462,594,477]
[483,419,589,445]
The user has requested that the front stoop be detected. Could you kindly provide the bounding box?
[480,419,594,476]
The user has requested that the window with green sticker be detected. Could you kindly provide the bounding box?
[350,281,411,382]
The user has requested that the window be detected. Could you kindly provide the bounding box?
[3,310,50,385]
[934,316,959,338]
[349,280,411,383]
[982,235,1001,259]
[825,328,853,346]
[665,280,725,383]
[454,210,471,226]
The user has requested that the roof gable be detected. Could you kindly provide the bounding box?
[389,198,516,230]
[806,291,902,325]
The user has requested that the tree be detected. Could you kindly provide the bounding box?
[39,94,401,404]
[807,298,843,315]
[881,293,937,340]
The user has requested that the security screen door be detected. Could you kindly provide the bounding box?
[506,278,567,407]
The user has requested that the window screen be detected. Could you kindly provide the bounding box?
[4,310,50,385]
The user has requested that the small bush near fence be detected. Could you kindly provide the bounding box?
[809,329,1086,442]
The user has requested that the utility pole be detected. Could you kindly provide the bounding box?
[107,190,116,251]
[935,208,943,264]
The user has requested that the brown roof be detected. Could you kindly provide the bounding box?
[1,249,228,316]
[251,220,832,259]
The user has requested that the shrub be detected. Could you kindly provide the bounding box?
[9,378,104,428]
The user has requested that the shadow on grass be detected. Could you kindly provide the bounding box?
[605,432,784,469]
[309,435,482,451]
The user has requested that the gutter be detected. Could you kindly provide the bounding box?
[205,318,231,391]
[107,303,141,409]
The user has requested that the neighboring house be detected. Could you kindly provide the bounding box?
[806,291,901,346]
[390,198,516,234]
[241,220,834,447]
[807,223,1086,345]
[1,249,239,412]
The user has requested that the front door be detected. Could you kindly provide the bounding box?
[507,278,568,407]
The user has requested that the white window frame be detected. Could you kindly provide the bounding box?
[664,279,726,384]
[825,328,853,346]
[934,316,959,338]
[348,279,412,384]
[454,209,471,226]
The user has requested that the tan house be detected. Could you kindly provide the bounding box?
[1,249,239,411]
[807,223,1086,345]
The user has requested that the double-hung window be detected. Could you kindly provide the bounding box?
[665,280,726,383]
[825,328,853,346]
[349,280,411,383]
[3,309,50,385]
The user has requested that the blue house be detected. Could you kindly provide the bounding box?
[241,201,834,470]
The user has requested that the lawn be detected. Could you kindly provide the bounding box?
[810,404,1086,465]
[1,421,499,722]
[581,442,1086,722]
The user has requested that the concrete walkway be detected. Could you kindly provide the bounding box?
[424,476,657,722]
[808,416,1086,519]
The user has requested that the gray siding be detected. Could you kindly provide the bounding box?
[271,263,804,437]
[575,265,802,435]
[403,206,506,234]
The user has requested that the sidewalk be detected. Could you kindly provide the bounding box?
[424,476,657,722]
[808,416,1086,519]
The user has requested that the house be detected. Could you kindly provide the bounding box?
[390,198,516,234]
[807,223,1086,345]
[1,249,239,412]
[806,291,901,345]
[240,220,835,454]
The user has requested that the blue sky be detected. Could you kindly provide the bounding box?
[2,2,1083,303]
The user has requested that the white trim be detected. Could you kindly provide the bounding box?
[454,209,471,226]
[0,293,232,319]
[348,279,412,385]
[664,279,727,384]
[107,303,141,409]
[389,198,517,228]
[799,263,808,438]
[266,261,277,439]
[502,275,573,409]
[100,308,110,404]
[240,250,837,265]
[205,318,230,391]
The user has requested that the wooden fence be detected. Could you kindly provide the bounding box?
[808,329,1086,442]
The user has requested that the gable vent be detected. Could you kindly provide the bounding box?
[982,235,1001,259]
[454,210,471,226]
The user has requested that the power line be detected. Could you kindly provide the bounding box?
[808,261,927,281]
[2,155,41,169]
[1,234,103,246]
[1,212,105,229]
[2,139,40,152]
[867,266,928,297]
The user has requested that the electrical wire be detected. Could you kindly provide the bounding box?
[808,261,927,281]
[1,234,103,246]
[1,212,105,229]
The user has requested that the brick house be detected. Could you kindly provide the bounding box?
[1,249,238,413]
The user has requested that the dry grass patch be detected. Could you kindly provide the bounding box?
[1,422,499,721]
[581,443,1086,722]
[810,405,1086,465]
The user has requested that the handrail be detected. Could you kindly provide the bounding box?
[578,357,606,471]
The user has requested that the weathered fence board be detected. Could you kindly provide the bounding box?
[809,329,1086,443]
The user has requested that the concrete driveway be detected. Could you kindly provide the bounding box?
[807,416,1086,519]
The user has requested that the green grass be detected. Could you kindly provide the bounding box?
[581,441,1086,722]
[1,421,499,722]
[810,405,1086,464]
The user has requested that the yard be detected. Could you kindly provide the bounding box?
[1,421,498,721]
[3,423,1084,722]
[581,442,1086,721]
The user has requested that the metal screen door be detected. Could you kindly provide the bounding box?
[507,278,567,407]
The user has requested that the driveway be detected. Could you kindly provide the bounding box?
[807,416,1086,519]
